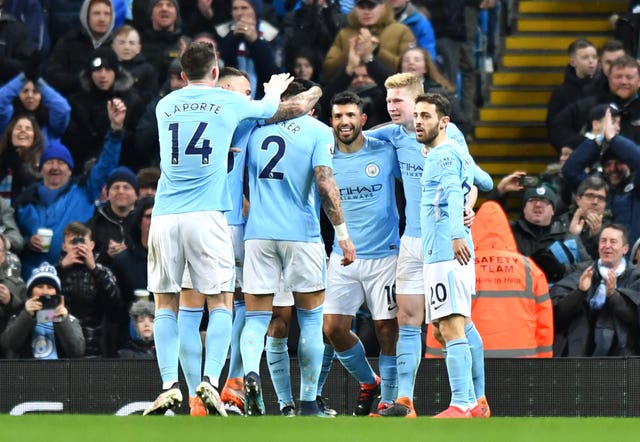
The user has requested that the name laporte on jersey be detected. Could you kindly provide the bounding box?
[162,102,222,117]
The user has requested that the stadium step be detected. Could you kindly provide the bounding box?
[489,88,552,106]
[518,0,628,14]
[473,0,626,217]
[479,107,547,122]
[505,35,609,51]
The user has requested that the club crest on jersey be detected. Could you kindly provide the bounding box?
[365,163,380,177]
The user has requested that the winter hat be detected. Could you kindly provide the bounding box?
[129,300,155,320]
[106,166,139,193]
[88,46,120,72]
[233,0,263,20]
[27,262,61,296]
[41,140,75,170]
[148,0,181,19]
[355,0,383,6]
[523,183,557,209]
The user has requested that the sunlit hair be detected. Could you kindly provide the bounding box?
[384,72,424,99]
[415,93,452,118]
[180,42,217,81]
[399,47,456,93]
[0,114,45,165]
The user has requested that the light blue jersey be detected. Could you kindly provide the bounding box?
[154,84,279,216]
[244,115,334,242]
[420,138,475,264]
[367,123,493,239]
[367,124,428,238]
[226,120,256,226]
[332,136,401,259]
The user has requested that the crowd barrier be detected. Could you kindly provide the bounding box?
[1,358,639,416]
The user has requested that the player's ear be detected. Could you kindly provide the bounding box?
[180,71,188,82]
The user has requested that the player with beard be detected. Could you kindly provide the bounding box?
[414,92,478,418]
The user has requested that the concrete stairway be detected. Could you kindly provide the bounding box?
[471,0,628,214]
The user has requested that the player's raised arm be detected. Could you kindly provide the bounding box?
[265,84,322,124]
[314,165,356,266]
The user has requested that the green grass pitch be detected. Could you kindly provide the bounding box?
[4,415,640,442]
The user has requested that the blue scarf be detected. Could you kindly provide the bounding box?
[31,322,59,359]
[589,258,626,311]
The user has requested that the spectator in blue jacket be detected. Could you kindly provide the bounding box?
[0,74,71,144]
[388,0,436,60]
[563,105,640,254]
[14,99,126,281]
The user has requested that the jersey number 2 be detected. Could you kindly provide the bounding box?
[259,135,285,180]
[168,122,212,165]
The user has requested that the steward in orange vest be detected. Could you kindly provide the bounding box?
[426,201,554,358]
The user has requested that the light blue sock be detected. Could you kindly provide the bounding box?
[228,300,246,379]
[240,310,271,375]
[297,306,324,401]
[317,342,335,396]
[378,353,397,404]
[154,308,179,385]
[465,321,485,401]
[445,338,472,409]
[178,307,204,395]
[396,325,421,399]
[203,308,233,388]
[266,336,293,408]
[336,339,376,385]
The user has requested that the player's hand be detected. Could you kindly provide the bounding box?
[339,239,356,266]
[452,238,471,265]
[263,73,293,96]
[463,207,475,227]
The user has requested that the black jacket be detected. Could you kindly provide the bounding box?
[546,64,598,125]
[551,262,640,356]
[55,261,120,357]
[549,92,640,151]
[0,11,34,84]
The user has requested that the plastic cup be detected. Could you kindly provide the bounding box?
[37,228,53,253]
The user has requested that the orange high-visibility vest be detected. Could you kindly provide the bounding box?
[425,201,554,358]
